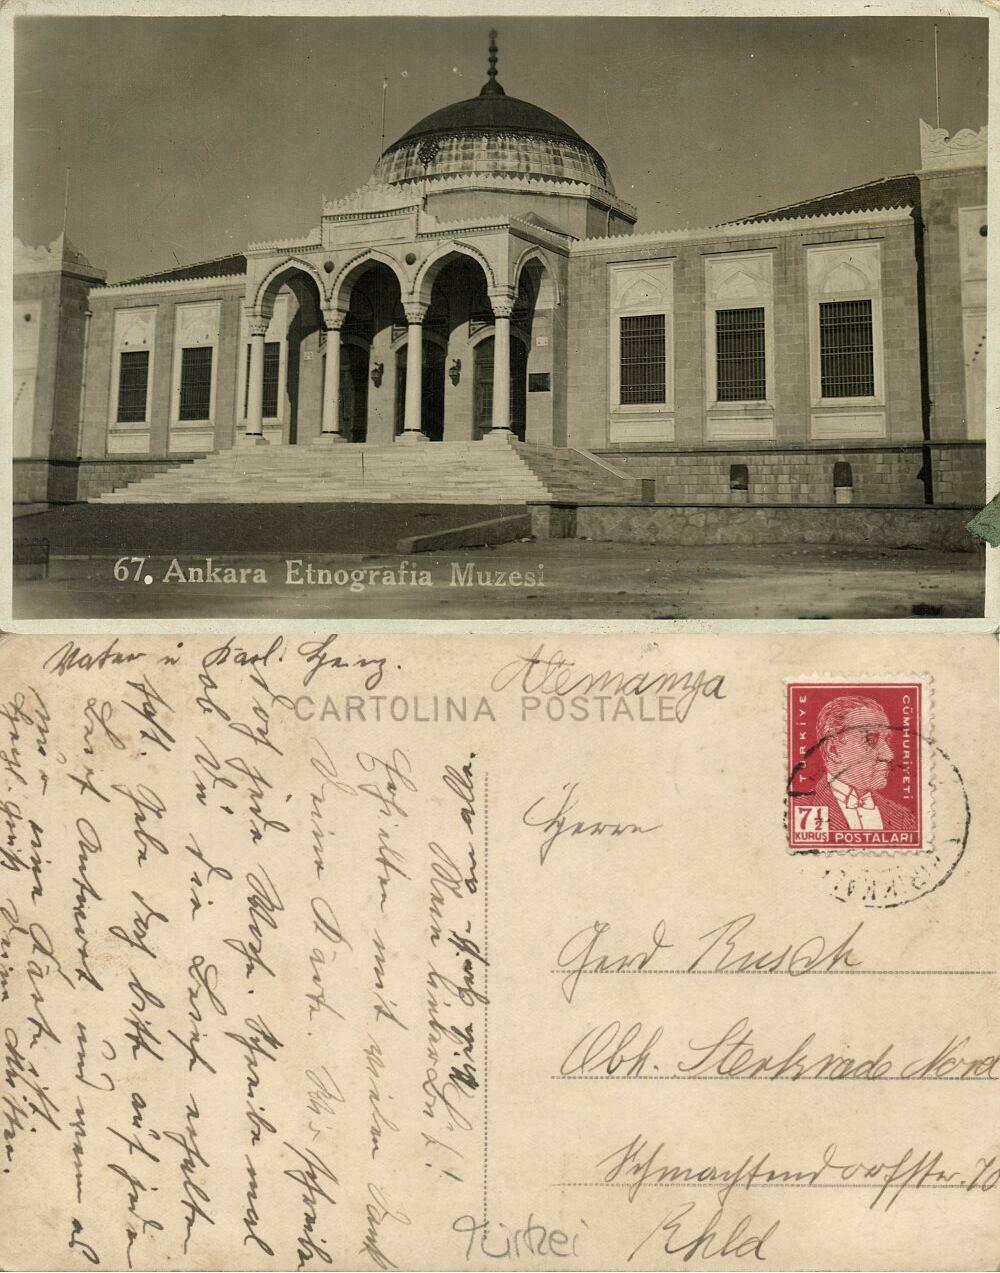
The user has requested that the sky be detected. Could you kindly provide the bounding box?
[13,15,989,282]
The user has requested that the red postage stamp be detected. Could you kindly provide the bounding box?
[787,681,924,850]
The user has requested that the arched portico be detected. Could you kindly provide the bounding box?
[238,237,537,446]
[412,241,498,307]
[319,254,409,444]
[253,256,329,317]
[513,246,561,307]
[243,261,329,446]
[407,243,523,441]
[514,251,559,443]
[331,249,409,313]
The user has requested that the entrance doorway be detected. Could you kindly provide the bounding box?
[394,342,446,440]
[472,336,528,440]
[340,342,369,442]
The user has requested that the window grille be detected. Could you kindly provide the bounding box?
[819,299,875,398]
[116,350,149,423]
[178,346,213,420]
[716,307,766,401]
[619,314,666,404]
[244,342,280,418]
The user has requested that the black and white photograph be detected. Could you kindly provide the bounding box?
[9,7,991,620]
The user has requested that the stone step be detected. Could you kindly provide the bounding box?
[92,439,637,505]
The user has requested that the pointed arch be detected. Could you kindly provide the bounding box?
[513,246,560,307]
[331,249,409,311]
[716,268,764,304]
[617,273,667,312]
[820,260,871,296]
[253,256,328,315]
[413,241,496,305]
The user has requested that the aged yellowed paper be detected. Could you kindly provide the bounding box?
[0,630,996,1271]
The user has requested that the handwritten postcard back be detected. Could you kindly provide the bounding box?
[0,630,997,1271]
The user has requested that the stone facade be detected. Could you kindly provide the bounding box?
[13,235,105,501]
[567,212,924,452]
[532,503,979,553]
[918,165,987,443]
[601,442,984,507]
[12,102,988,508]
[930,442,986,504]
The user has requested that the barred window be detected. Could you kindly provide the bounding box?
[178,346,213,420]
[716,307,766,401]
[819,299,875,398]
[619,314,666,404]
[116,350,149,423]
[244,341,281,418]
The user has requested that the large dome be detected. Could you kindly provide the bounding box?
[372,34,615,196]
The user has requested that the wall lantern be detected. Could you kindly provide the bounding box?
[370,361,384,388]
[448,358,462,386]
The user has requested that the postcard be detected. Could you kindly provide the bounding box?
[0,629,997,1270]
[7,7,994,624]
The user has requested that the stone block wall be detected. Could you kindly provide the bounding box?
[566,215,923,452]
[75,459,197,500]
[919,166,987,442]
[13,457,198,503]
[596,442,984,507]
[598,447,923,505]
[12,459,68,504]
[14,267,97,466]
[930,442,986,504]
[532,503,979,553]
[81,281,246,460]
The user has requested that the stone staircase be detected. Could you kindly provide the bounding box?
[92,439,637,505]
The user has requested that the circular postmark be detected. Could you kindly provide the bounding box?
[786,727,969,909]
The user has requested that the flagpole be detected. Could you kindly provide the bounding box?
[62,168,70,237]
[933,24,941,130]
[379,74,388,160]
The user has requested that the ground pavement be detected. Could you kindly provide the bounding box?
[12,538,984,621]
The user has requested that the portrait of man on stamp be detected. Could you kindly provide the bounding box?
[787,681,924,850]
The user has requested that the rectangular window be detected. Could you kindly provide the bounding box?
[619,313,666,405]
[819,299,875,398]
[178,346,213,420]
[116,350,149,423]
[244,341,281,418]
[716,307,766,401]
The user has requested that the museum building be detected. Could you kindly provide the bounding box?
[13,36,988,508]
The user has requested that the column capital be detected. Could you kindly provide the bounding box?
[402,300,429,325]
[488,289,516,320]
[322,306,348,331]
[247,314,270,338]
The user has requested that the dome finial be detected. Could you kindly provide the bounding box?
[480,27,505,97]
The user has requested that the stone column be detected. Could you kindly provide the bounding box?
[487,290,516,441]
[316,307,348,443]
[242,316,269,446]
[399,301,428,443]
